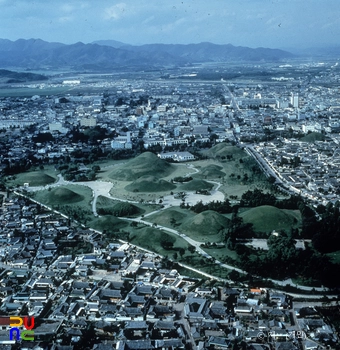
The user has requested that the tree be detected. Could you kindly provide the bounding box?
[178,247,185,258]
[188,245,196,254]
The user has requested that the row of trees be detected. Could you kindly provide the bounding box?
[189,199,233,214]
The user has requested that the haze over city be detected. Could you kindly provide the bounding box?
[0,0,339,50]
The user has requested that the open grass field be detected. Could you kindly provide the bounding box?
[195,164,226,179]
[0,86,73,97]
[240,205,301,233]
[89,215,128,233]
[7,167,58,187]
[201,245,238,261]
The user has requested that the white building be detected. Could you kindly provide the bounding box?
[158,151,195,162]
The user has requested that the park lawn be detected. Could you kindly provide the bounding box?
[200,245,239,262]
[89,215,128,234]
[191,157,269,199]
[93,159,130,181]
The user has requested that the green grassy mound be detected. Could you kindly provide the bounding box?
[98,201,144,217]
[90,215,127,232]
[39,187,84,205]
[180,210,230,240]
[300,132,325,143]
[109,152,175,181]
[240,205,300,233]
[15,171,56,186]
[129,227,185,253]
[146,208,192,227]
[199,164,226,178]
[204,144,245,159]
[179,179,214,191]
[125,175,176,192]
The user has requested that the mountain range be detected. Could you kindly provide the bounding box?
[0,38,295,70]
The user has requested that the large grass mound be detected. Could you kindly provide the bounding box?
[125,175,176,192]
[179,179,214,191]
[204,144,245,159]
[146,208,192,227]
[240,205,300,233]
[129,227,187,253]
[199,165,226,179]
[98,201,144,217]
[109,152,175,181]
[90,215,127,232]
[39,187,84,205]
[14,171,56,186]
[300,132,325,143]
[180,210,230,240]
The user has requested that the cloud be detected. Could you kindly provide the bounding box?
[60,4,74,13]
[142,15,155,25]
[58,16,73,23]
[104,3,127,20]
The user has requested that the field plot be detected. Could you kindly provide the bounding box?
[0,86,73,97]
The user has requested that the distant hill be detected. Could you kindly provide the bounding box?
[109,152,175,181]
[92,39,130,48]
[287,45,340,58]
[0,69,48,83]
[0,38,184,69]
[124,42,294,62]
[0,38,294,69]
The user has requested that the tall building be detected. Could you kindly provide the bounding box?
[290,93,299,108]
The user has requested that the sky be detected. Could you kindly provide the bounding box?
[0,0,339,50]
